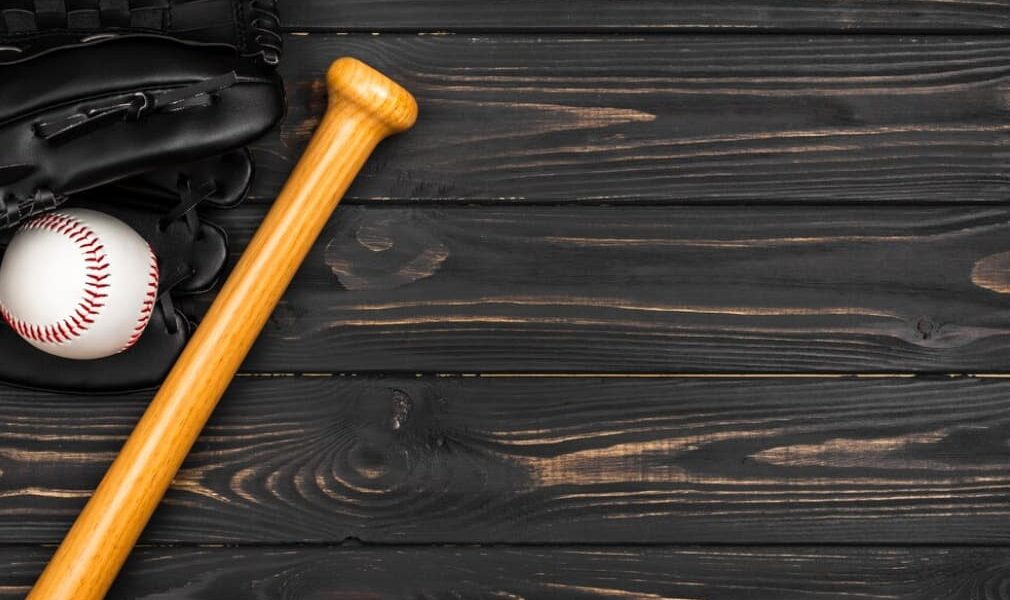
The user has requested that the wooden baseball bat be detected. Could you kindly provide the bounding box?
[27,57,417,600]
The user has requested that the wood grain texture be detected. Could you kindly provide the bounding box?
[281,0,1010,32]
[251,34,1010,203]
[4,376,1010,544]
[197,205,1010,373]
[5,545,1010,599]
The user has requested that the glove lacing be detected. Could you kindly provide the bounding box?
[249,0,282,65]
[0,187,61,229]
[154,173,221,336]
[160,175,215,232]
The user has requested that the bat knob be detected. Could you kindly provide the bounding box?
[327,57,418,135]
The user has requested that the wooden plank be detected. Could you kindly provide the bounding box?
[4,376,1010,544]
[205,205,1010,373]
[282,0,1010,32]
[4,545,1010,599]
[252,34,1010,203]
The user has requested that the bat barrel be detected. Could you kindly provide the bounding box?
[27,58,417,600]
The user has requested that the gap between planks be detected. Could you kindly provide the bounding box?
[233,372,1010,378]
[281,29,1010,36]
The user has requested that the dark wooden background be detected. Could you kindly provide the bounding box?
[4,0,1010,597]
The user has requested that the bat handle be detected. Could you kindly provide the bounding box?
[27,58,417,600]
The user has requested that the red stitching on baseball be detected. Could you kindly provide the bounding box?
[0,213,110,347]
[123,247,159,350]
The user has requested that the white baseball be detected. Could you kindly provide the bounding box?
[0,208,159,360]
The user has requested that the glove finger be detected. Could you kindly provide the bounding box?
[0,36,283,230]
[0,0,281,63]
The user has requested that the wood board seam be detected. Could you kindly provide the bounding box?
[280,28,1010,36]
[234,372,992,379]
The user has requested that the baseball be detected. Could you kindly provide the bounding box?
[0,209,159,360]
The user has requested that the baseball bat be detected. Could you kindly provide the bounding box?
[27,57,417,600]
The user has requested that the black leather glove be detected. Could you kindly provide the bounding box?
[0,0,284,392]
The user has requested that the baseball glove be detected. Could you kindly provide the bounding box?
[0,0,284,392]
